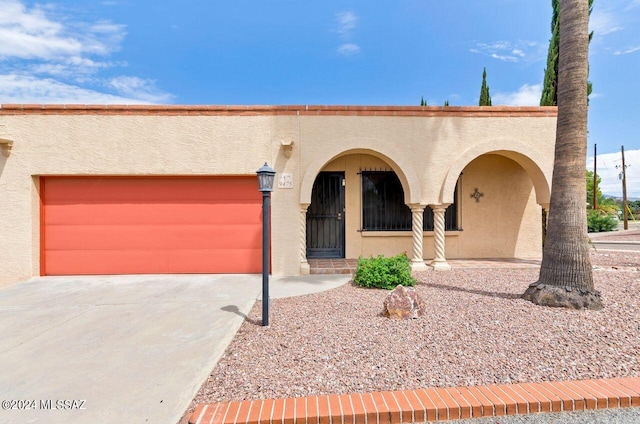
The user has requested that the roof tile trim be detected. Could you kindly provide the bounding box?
[0,104,558,117]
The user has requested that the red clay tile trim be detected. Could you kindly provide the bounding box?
[562,381,598,410]
[444,388,472,419]
[235,401,253,424]
[222,401,243,424]
[283,398,296,424]
[391,391,413,423]
[190,377,640,424]
[403,390,427,422]
[598,379,634,407]
[211,402,230,424]
[434,387,461,420]
[295,397,307,424]
[527,382,563,412]
[328,395,342,424]
[371,392,391,424]
[339,394,355,424]
[413,389,439,421]
[455,386,483,417]
[259,399,274,424]
[0,104,558,117]
[272,398,285,424]
[380,391,402,424]
[581,379,619,408]
[360,393,379,424]
[349,394,367,424]
[420,388,447,420]
[464,385,496,416]
[539,381,576,411]
[611,378,640,406]
[306,397,319,424]
[247,400,263,424]
[317,396,330,424]
[477,386,507,416]
[571,380,608,409]
[495,385,526,414]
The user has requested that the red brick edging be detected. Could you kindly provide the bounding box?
[188,377,640,424]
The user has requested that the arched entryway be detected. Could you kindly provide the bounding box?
[438,149,551,261]
[301,150,423,273]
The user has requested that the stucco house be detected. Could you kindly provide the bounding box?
[0,104,556,287]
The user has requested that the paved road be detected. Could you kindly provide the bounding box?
[591,241,640,252]
[447,407,640,423]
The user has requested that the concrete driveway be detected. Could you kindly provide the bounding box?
[0,273,350,424]
[0,274,262,424]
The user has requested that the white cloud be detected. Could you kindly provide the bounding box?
[492,84,542,106]
[614,45,640,55]
[490,53,519,63]
[470,40,540,63]
[590,9,624,36]
[0,1,125,61]
[0,0,172,104]
[587,149,640,198]
[108,76,173,103]
[335,11,358,38]
[333,11,360,57]
[0,74,166,104]
[337,43,360,57]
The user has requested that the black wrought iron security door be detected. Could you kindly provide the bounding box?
[306,172,345,258]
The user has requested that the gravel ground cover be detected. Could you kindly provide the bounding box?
[192,251,640,407]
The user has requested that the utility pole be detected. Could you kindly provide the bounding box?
[619,146,629,230]
[593,143,598,210]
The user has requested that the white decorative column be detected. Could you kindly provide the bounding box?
[300,203,311,274]
[429,204,451,271]
[409,205,428,271]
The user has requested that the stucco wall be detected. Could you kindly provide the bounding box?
[0,105,556,286]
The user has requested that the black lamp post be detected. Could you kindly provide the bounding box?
[257,163,276,326]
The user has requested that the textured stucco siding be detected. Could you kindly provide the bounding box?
[0,106,556,286]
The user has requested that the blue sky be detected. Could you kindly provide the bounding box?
[0,0,639,195]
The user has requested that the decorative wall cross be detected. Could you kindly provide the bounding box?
[470,188,484,203]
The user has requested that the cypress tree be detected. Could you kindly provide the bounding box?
[444,100,450,107]
[420,96,427,106]
[479,67,492,106]
[540,0,560,106]
[541,0,594,106]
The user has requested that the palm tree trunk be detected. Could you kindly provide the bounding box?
[523,0,603,310]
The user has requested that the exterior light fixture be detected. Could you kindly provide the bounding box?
[0,138,13,157]
[280,140,294,158]
[257,162,276,326]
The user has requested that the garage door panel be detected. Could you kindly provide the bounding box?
[42,177,263,275]
[45,249,262,275]
[45,203,262,225]
[45,224,262,250]
[44,178,260,202]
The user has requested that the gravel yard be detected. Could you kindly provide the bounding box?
[191,250,640,407]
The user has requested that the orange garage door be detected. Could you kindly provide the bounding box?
[41,177,263,275]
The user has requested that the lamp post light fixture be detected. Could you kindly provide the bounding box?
[257,163,276,326]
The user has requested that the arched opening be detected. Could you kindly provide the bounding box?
[305,152,418,260]
[445,153,545,258]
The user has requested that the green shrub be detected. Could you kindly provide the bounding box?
[587,210,618,233]
[354,253,415,290]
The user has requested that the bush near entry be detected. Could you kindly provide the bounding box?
[354,253,415,290]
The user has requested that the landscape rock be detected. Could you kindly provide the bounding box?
[383,284,426,319]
